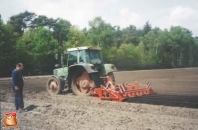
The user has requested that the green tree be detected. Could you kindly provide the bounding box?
[157,29,173,67]
[122,25,138,45]
[143,21,152,35]
[87,17,115,47]
[65,26,89,49]
[7,11,36,35]
[168,26,194,67]
[142,29,162,53]
[31,15,57,30]
[0,20,19,76]
[53,18,71,45]
[192,37,198,66]
[114,26,123,47]
[82,27,88,37]
[115,44,141,69]
[17,27,58,75]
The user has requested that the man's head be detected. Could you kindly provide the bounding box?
[16,63,24,71]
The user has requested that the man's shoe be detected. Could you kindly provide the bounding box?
[18,108,27,113]
[17,109,22,113]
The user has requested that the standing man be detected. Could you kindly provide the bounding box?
[12,63,26,112]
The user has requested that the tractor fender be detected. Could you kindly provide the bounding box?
[103,64,117,75]
[67,63,98,87]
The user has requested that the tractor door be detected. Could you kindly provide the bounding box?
[62,52,68,73]
[79,50,87,63]
[67,51,78,67]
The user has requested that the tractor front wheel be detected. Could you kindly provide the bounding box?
[46,76,62,95]
[71,71,95,96]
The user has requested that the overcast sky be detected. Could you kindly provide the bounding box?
[1,0,198,36]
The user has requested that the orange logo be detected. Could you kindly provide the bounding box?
[1,112,19,130]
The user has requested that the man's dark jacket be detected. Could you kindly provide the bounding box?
[12,69,24,89]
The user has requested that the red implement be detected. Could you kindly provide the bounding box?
[90,77,154,102]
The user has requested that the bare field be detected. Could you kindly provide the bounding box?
[1,68,198,130]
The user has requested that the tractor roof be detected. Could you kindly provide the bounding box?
[67,46,101,51]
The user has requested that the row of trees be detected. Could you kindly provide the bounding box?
[0,11,198,77]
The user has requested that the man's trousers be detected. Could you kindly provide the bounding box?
[13,87,24,110]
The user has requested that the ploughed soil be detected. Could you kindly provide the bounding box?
[0,68,198,130]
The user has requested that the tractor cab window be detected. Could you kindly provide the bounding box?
[86,50,102,64]
[68,51,77,66]
[63,53,68,65]
[79,50,86,63]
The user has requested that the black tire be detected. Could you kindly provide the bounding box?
[71,71,95,96]
[46,76,62,95]
[107,72,115,83]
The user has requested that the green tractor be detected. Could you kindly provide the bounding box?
[46,46,117,96]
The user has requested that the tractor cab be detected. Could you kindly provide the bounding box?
[67,46,103,66]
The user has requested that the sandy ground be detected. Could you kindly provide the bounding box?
[0,68,198,130]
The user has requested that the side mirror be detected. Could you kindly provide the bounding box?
[55,64,60,68]
[55,54,58,60]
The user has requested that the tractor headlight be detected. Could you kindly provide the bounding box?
[54,70,58,76]
[111,65,117,71]
[91,66,96,70]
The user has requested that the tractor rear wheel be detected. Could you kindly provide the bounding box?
[46,76,62,95]
[71,71,95,96]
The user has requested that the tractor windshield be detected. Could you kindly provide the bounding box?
[86,50,102,64]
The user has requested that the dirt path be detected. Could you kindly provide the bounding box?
[1,68,198,130]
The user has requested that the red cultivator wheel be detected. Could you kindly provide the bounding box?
[71,71,95,96]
